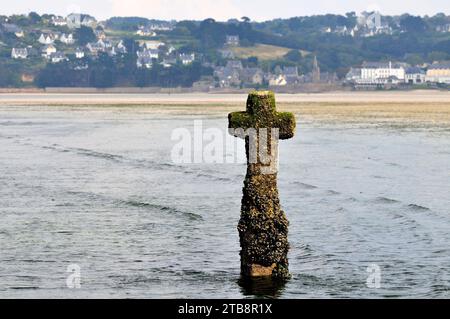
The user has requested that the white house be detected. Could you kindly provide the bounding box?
[148,23,173,31]
[50,52,67,63]
[359,61,406,84]
[140,41,165,50]
[52,16,67,26]
[137,49,159,60]
[179,53,195,65]
[268,74,287,86]
[115,41,127,54]
[136,26,156,37]
[436,24,450,33]
[75,48,85,59]
[66,14,96,29]
[405,67,426,84]
[11,48,28,59]
[39,33,56,44]
[86,41,105,55]
[41,44,57,58]
[226,35,240,46]
[60,33,75,45]
[136,56,153,69]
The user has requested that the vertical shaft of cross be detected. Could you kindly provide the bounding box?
[228,91,296,279]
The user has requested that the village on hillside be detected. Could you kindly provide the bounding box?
[1,11,450,90]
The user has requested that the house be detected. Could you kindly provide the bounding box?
[334,26,350,36]
[167,46,176,55]
[161,57,177,68]
[66,13,81,28]
[2,23,24,37]
[226,60,243,70]
[226,35,240,46]
[81,16,96,27]
[138,49,159,60]
[345,67,362,83]
[179,53,195,65]
[75,48,85,59]
[39,33,56,44]
[66,14,96,29]
[359,61,406,84]
[86,41,104,55]
[21,73,35,83]
[240,68,264,85]
[11,48,28,59]
[136,56,153,69]
[218,49,235,59]
[136,26,156,37]
[94,29,106,40]
[436,24,450,33]
[426,62,450,84]
[148,23,174,31]
[140,41,165,50]
[102,40,113,49]
[60,33,75,45]
[405,67,426,84]
[115,41,127,54]
[50,52,68,63]
[283,66,301,85]
[41,44,57,58]
[52,16,67,26]
[268,74,287,86]
[214,66,241,87]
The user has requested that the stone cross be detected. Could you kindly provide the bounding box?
[228,91,296,279]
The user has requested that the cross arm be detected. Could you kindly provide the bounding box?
[276,112,296,140]
[228,111,253,138]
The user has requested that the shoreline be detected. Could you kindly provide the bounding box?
[1,91,450,126]
[1,90,450,106]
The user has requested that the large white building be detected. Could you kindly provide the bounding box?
[359,61,406,84]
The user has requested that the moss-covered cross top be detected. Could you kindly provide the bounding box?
[228,91,296,173]
[228,91,296,139]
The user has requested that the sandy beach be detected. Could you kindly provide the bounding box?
[1,91,450,126]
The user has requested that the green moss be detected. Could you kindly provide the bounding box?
[247,90,276,115]
[229,91,295,280]
[228,111,253,130]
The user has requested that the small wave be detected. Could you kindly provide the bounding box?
[195,173,234,182]
[292,182,318,190]
[407,204,431,212]
[326,190,340,195]
[120,199,203,221]
[374,197,400,204]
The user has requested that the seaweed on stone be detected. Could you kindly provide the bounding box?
[228,91,296,279]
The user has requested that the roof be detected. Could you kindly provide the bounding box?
[405,67,425,74]
[362,61,404,69]
[428,62,450,70]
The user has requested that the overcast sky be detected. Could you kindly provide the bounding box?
[2,0,450,21]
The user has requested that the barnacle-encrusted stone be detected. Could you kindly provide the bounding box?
[228,91,296,279]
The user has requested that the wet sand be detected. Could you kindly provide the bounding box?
[1,91,450,127]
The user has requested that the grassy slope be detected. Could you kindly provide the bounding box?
[230,44,309,60]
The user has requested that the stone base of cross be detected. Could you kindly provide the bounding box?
[228,91,296,279]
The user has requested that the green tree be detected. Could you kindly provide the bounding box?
[75,26,96,46]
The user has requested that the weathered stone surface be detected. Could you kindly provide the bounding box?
[228,91,296,279]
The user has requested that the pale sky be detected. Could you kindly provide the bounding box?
[2,0,449,21]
